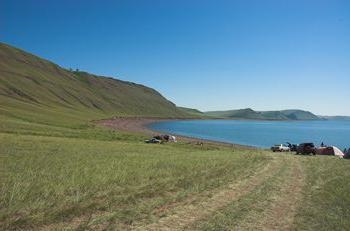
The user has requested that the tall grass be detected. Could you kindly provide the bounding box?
[0,133,269,229]
[294,157,350,230]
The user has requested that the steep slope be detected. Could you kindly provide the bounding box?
[205,108,319,120]
[0,43,189,127]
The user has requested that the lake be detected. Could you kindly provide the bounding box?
[149,120,350,150]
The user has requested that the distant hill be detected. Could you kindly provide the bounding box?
[0,43,191,127]
[319,116,350,120]
[178,107,205,117]
[278,110,320,120]
[206,108,262,119]
[205,108,320,120]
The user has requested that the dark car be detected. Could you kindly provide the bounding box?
[296,143,316,155]
[286,142,298,152]
[145,138,162,144]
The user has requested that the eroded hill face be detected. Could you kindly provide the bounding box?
[0,43,189,126]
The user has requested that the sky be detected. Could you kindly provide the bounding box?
[1,0,350,115]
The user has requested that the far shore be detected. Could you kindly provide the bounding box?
[96,117,257,149]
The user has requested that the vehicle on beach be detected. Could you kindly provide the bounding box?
[296,143,316,155]
[145,138,162,144]
[145,134,177,144]
[271,144,291,152]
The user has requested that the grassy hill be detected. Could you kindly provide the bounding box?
[205,108,320,120]
[280,109,320,120]
[178,107,205,117]
[0,43,190,130]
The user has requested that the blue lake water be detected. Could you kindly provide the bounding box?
[149,120,350,149]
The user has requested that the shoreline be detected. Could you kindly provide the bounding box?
[97,117,257,149]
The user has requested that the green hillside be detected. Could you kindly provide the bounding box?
[279,109,320,120]
[0,43,190,129]
[178,107,205,117]
[205,108,319,120]
[206,108,261,119]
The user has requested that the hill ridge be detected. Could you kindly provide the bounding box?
[205,108,320,120]
[0,42,191,127]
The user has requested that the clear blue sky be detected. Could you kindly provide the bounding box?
[1,0,350,115]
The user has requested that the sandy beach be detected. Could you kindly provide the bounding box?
[97,117,255,149]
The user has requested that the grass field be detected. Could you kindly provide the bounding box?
[0,131,268,230]
[1,119,350,230]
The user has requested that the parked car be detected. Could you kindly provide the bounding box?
[286,142,298,152]
[296,143,316,155]
[271,144,291,152]
[145,138,162,144]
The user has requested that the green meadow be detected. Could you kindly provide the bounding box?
[1,115,350,230]
[0,120,268,230]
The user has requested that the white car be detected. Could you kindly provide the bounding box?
[271,144,291,152]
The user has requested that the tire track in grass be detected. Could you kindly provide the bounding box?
[194,155,304,231]
[134,156,282,231]
[38,153,271,231]
[255,156,304,230]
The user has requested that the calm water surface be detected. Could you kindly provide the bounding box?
[149,120,350,149]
